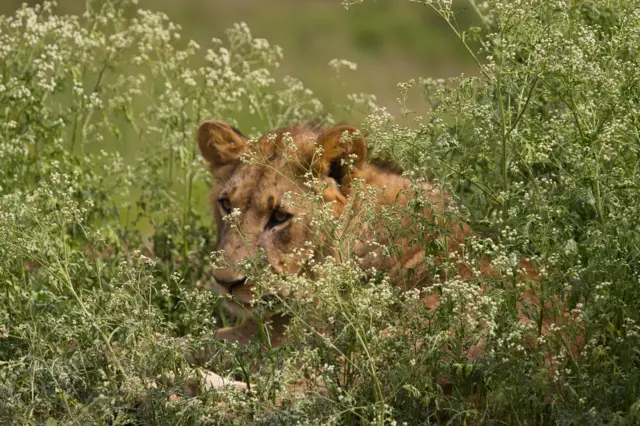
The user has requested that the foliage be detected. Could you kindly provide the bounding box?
[1,0,640,424]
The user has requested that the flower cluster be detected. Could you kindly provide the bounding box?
[2,0,640,424]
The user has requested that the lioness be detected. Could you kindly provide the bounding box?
[197,119,482,348]
[196,119,581,364]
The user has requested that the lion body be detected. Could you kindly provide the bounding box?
[197,120,580,358]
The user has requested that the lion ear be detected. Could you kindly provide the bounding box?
[314,125,367,192]
[198,120,248,177]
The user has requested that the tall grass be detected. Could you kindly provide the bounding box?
[1,0,639,424]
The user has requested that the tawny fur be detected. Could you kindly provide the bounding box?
[197,120,581,359]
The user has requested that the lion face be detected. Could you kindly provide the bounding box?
[209,161,313,316]
[197,120,367,318]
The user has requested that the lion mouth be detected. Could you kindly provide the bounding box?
[220,281,281,309]
[222,285,252,303]
[218,281,261,305]
[228,283,243,293]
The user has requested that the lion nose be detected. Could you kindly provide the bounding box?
[214,275,247,291]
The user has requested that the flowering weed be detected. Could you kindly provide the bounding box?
[1,0,640,424]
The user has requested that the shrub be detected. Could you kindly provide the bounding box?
[1,0,639,424]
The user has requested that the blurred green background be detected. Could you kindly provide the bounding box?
[0,0,478,234]
[0,0,477,123]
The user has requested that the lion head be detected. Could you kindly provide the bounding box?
[197,120,369,319]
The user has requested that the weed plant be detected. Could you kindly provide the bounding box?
[1,0,639,424]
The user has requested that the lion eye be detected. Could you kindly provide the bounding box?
[267,209,292,228]
[219,198,232,214]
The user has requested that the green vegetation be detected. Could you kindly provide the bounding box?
[0,0,477,146]
[1,0,640,424]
